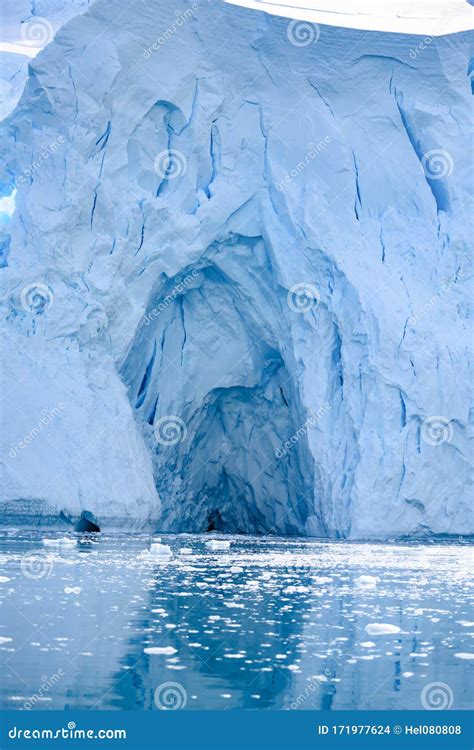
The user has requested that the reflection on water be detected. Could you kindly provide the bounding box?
[0,530,472,710]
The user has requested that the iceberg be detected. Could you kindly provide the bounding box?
[0,0,472,540]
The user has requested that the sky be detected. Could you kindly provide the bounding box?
[226,0,473,35]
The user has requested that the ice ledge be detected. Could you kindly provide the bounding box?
[226,0,474,35]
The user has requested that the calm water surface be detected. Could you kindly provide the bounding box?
[0,530,472,710]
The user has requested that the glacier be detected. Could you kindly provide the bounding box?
[0,0,472,538]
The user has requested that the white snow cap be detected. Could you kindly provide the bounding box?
[226,1,473,35]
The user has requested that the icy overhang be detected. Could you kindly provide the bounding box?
[225,0,473,35]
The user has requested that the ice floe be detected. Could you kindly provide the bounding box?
[365,623,401,635]
[144,646,177,655]
[205,540,232,551]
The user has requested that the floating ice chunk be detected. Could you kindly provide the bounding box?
[313,576,332,584]
[43,537,75,548]
[0,636,13,644]
[230,566,243,573]
[454,652,474,659]
[140,543,172,560]
[144,646,177,655]
[360,641,376,648]
[402,672,414,678]
[179,548,193,555]
[150,542,173,557]
[0,576,11,583]
[64,586,81,595]
[224,653,246,658]
[283,585,309,594]
[355,575,379,587]
[456,621,474,627]
[205,540,232,551]
[365,623,401,635]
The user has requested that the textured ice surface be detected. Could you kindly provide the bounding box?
[0,0,472,538]
[0,1,93,119]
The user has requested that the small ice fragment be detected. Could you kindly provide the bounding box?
[402,672,414,678]
[454,653,474,660]
[149,543,172,557]
[179,548,193,555]
[355,575,378,587]
[360,641,376,648]
[205,540,231,551]
[64,586,81,595]
[456,621,474,627]
[224,653,246,659]
[43,537,75,548]
[313,577,332,584]
[0,637,13,644]
[230,566,243,573]
[144,646,177,655]
[365,623,401,635]
[0,576,11,583]
[283,585,309,594]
